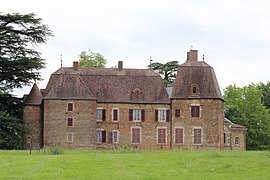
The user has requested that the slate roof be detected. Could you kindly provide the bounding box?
[24,83,43,105]
[171,50,223,100]
[224,118,246,129]
[43,67,170,103]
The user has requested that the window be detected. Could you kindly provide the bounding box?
[131,127,141,144]
[175,109,181,118]
[155,109,170,122]
[224,132,229,146]
[190,84,199,96]
[129,109,145,122]
[191,105,200,117]
[96,130,106,143]
[113,130,118,143]
[193,128,202,145]
[193,86,197,94]
[67,102,74,111]
[96,108,106,121]
[67,117,73,127]
[112,108,119,121]
[67,132,73,143]
[175,128,184,144]
[157,128,166,144]
[235,137,240,146]
[131,88,142,101]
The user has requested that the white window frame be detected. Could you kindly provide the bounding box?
[67,102,74,112]
[67,117,74,127]
[112,108,119,122]
[96,129,104,143]
[192,127,203,145]
[234,136,240,146]
[113,130,119,143]
[158,108,167,122]
[67,132,74,143]
[157,127,167,144]
[190,104,201,118]
[96,108,103,122]
[131,127,141,144]
[174,127,184,145]
[133,109,141,121]
[224,132,229,146]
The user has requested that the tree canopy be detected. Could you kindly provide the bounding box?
[0,12,53,92]
[148,60,179,86]
[224,83,270,150]
[78,50,107,68]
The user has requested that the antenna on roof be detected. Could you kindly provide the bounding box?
[60,54,63,74]
[191,45,193,50]
[203,54,205,61]
[149,56,153,69]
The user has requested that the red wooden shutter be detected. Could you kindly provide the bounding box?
[166,110,170,122]
[175,109,180,117]
[158,129,166,143]
[67,103,73,111]
[102,131,106,143]
[129,109,133,121]
[108,132,113,143]
[191,106,200,117]
[132,128,140,143]
[175,128,183,144]
[67,118,73,126]
[113,109,118,121]
[141,109,145,122]
[194,129,201,144]
[102,109,106,121]
[155,110,158,122]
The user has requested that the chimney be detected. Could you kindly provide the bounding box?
[118,61,123,70]
[73,61,78,71]
[187,50,198,61]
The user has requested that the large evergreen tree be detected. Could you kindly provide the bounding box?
[0,12,52,149]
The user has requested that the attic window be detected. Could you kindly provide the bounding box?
[131,88,142,101]
[190,83,199,96]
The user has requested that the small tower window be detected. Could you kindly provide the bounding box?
[192,86,197,94]
[190,83,199,96]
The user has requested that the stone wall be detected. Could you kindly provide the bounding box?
[171,99,224,150]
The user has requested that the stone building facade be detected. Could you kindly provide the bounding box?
[23,50,246,150]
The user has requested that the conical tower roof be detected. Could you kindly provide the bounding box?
[24,83,43,105]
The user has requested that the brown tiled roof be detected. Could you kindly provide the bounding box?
[44,74,96,100]
[224,118,246,129]
[171,60,223,100]
[24,83,43,105]
[43,67,170,103]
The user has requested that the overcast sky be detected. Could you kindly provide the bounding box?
[2,0,270,97]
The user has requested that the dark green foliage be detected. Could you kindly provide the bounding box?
[0,93,23,119]
[0,12,53,91]
[0,111,24,149]
[78,50,107,68]
[258,82,270,109]
[224,84,270,150]
[148,60,178,86]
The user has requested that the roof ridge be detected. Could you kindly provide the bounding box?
[44,74,63,98]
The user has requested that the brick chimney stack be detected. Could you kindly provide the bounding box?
[73,61,78,71]
[118,61,123,70]
[187,50,198,61]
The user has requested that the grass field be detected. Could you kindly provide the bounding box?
[0,150,270,179]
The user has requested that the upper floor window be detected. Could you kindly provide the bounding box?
[129,109,145,122]
[67,117,73,127]
[131,88,142,101]
[191,105,200,118]
[155,109,170,122]
[96,108,106,122]
[157,128,167,144]
[67,102,74,112]
[112,108,119,122]
[193,128,202,145]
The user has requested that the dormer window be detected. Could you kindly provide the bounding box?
[131,88,142,101]
[190,83,199,96]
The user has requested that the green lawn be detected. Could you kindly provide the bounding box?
[0,150,269,179]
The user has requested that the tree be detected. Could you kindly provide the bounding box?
[148,61,178,86]
[78,50,107,68]
[0,12,53,92]
[224,84,270,150]
[258,82,270,109]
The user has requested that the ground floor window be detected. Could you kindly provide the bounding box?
[234,137,240,146]
[113,130,118,143]
[157,128,166,144]
[193,128,202,145]
[96,130,106,143]
[175,128,184,144]
[67,132,73,143]
[131,127,141,144]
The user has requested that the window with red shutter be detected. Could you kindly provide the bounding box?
[102,109,106,121]
[141,109,145,122]
[175,109,180,117]
[155,110,158,122]
[166,110,170,122]
[129,109,133,121]
[67,117,73,127]
[191,106,200,117]
[67,103,73,111]
[108,132,113,143]
[175,128,183,144]
[102,131,106,143]
[193,128,202,145]
[131,128,141,144]
[157,128,166,144]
